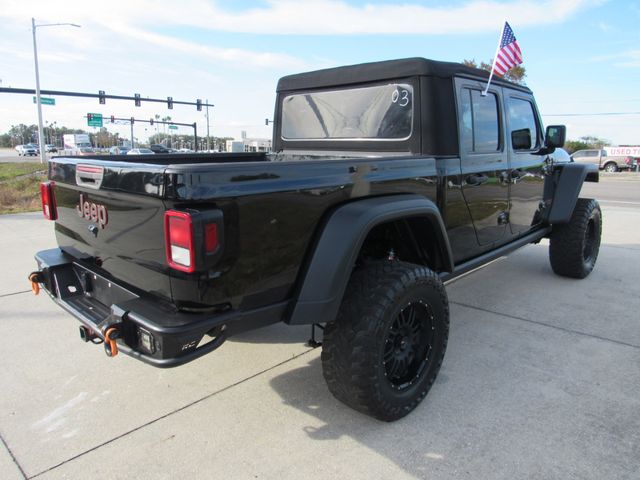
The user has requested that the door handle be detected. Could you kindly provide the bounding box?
[465,174,489,186]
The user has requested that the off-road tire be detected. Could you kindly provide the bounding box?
[321,261,449,422]
[549,198,602,279]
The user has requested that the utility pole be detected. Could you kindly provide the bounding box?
[130,120,135,149]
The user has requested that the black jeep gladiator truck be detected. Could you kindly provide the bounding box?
[31,58,601,421]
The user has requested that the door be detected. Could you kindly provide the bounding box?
[504,93,546,236]
[456,80,510,246]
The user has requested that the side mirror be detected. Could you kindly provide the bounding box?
[545,125,566,149]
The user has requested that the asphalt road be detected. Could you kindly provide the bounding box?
[0,178,639,479]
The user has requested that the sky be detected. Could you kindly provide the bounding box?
[0,0,638,145]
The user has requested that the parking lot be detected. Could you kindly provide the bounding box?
[1,177,639,479]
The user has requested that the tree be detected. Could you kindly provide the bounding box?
[564,136,610,154]
[463,58,526,84]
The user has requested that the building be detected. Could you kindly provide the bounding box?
[225,131,272,153]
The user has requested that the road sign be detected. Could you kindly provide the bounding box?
[33,96,55,105]
[169,125,178,130]
[87,113,103,127]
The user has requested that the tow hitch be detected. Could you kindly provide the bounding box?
[79,325,123,358]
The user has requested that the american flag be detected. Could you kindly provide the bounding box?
[493,22,523,76]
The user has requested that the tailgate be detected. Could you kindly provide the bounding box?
[49,157,171,301]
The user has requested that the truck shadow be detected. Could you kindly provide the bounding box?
[268,354,449,477]
[227,322,311,344]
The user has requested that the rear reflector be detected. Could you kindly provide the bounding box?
[165,210,195,273]
[40,181,57,221]
[205,223,218,252]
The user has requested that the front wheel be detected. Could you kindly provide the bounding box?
[549,198,602,279]
[603,162,618,173]
[321,261,449,421]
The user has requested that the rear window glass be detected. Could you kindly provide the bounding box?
[281,83,413,141]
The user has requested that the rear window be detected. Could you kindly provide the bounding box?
[281,83,413,141]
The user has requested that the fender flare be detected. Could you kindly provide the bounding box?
[547,163,599,224]
[287,194,453,325]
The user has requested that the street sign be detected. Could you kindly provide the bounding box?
[87,113,103,127]
[33,96,55,105]
[169,125,178,130]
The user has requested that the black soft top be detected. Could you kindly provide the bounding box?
[277,57,530,93]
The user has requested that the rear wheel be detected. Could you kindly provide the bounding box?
[549,198,602,279]
[321,261,449,421]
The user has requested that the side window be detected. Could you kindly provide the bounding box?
[507,97,540,151]
[460,89,500,153]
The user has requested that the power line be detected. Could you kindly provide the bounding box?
[542,112,640,117]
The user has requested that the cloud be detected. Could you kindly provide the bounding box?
[597,22,612,32]
[590,50,640,68]
[106,23,306,70]
[196,0,593,35]
[3,0,595,36]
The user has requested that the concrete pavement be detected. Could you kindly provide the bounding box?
[1,180,639,479]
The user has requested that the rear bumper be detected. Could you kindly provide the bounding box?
[34,248,286,367]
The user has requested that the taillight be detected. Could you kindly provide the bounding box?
[164,209,222,273]
[40,181,57,220]
[165,210,195,273]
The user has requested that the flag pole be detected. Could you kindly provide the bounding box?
[482,21,507,96]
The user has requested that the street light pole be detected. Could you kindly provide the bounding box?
[31,18,46,164]
[31,18,81,164]
[205,98,210,151]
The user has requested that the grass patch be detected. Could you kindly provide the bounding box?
[0,164,47,214]
[0,162,46,182]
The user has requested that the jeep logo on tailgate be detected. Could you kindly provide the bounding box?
[76,193,108,229]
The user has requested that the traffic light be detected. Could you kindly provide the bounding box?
[87,113,93,121]
[110,115,115,123]
[150,118,154,125]
[134,93,141,107]
[167,96,173,110]
[99,90,106,105]
[196,99,202,111]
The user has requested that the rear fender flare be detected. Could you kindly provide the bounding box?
[287,194,453,325]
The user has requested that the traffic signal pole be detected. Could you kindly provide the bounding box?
[104,116,198,151]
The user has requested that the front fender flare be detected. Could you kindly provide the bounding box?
[547,163,599,224]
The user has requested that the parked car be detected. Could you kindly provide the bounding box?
[109,146,131,155]
[15,144,39,156]
[77,147,95,156]
[44,144,58,153]
[149,144,172,154]
[570,149,634,172]
[177,148,194,153]
[127,148,155,155]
